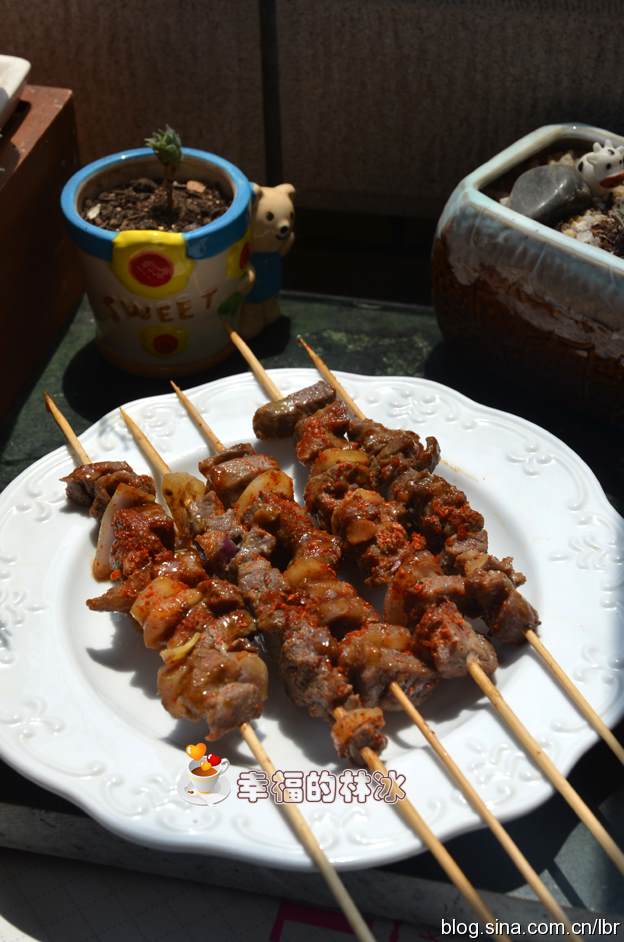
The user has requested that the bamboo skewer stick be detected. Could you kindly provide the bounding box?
[467,659,624,874]
[297,337,365,419]
[45,394,376,942]
[118,408,380,942]
[169,384,505,937]
[297,336,624,770]
[524,628,624,765]
[170,382,225,453]
[225,321,283,402]
[44,393,91,464]
[389,683,578,938]
[192,348,583,933]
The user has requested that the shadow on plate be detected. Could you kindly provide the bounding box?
[86,612,161,701]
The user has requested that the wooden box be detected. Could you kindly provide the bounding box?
[0,85,83,418]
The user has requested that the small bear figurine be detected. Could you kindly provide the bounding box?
[576,140,624,196]
[238,182,295,339]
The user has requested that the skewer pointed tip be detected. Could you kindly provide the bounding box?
[43,392,91,465]
[298,338,366,420]
[170,380,182,395]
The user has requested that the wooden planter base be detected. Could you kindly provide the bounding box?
[0,85,83,418]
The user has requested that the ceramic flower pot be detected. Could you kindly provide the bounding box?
[432,123,624,423]
[61,148,253,376]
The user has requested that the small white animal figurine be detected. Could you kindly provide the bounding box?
[238,182,296,340]
[576,140,624,195]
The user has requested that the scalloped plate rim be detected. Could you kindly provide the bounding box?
[0,367,622,871]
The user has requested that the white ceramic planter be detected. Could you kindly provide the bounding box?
[0,55,30,128]
[62,148,253,377]
[432,123,624,422]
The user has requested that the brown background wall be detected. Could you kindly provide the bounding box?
[2,0,266,183]
[5,0,624,219]
[276,0,624,216]
[5,0,624,302]
[4,0,624,219]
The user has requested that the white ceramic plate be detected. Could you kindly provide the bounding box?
[0,370,622,871]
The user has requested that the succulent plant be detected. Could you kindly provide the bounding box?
[145,126,182,215]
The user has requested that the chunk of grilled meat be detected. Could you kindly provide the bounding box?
[87,567,154,613]
[331,707,387,765]
[159,644,267,740]
[243,492,342,568]
[348,419,440,489]
[464,570,539,646]
[301,573,377,636]
[110,503,176,577]
[131,576,204,649]
[253,380,336,439]
[384,537,465,624]
[129,573,267,738]
[411,600,497,678]
[295,400,353,465]
[156,578,268,740]
[390,470,485,555]
[338,623,438,709]
[189,490,245,540]
[390,470,539,644]
[235,556,288,635]
[330,488,409,585]
[199,448,279,505]
[279,613,355,720]
[384,540,497,677]
[87,548,206,612]
[62,461,155,518]
[304,458,372,529]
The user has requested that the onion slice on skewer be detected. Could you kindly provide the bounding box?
[93,483,156,580]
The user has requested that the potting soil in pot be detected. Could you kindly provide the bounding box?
[80,177,231,232]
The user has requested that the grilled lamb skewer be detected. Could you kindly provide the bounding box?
[164,465,391,764]
[255,380,537,647]
[255,390,498,680]
[67,455,391,763]
[287,343,624,851]
[196,454,439,743]
[65,459,376,758]
[173,380,587,935]
[82,434,390,764]
[50,404,381,942]
[348,418,539,644]
[168,389,520,933]
[62,464,269,740]
[131,440,441,761]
